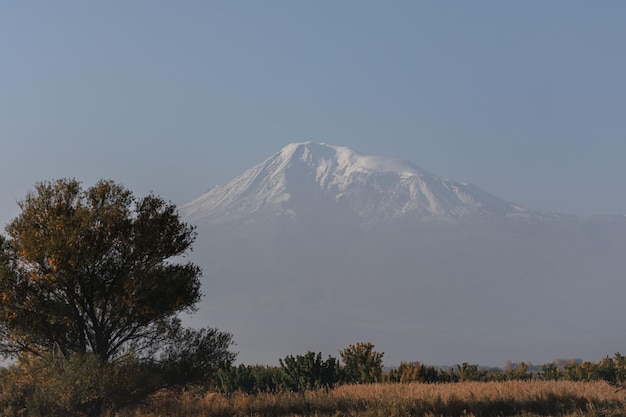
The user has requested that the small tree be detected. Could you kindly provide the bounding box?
[279,351,340,391]
[339,342,384,383]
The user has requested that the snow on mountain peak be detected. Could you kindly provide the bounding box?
[181,142,526,224]
[281,142,428,177]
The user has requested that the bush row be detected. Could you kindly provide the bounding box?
[216,351,626,393]
[217,343,384,393]
[1,343,625,416]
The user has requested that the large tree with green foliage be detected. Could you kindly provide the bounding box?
[0,179,228,365]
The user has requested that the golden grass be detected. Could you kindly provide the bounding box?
[129,380,626,417]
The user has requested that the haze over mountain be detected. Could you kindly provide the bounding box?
[181,142,626,366]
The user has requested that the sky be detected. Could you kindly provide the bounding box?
[2,1,626,226]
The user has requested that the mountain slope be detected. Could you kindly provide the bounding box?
[181,142,528,224]
[180,142,626,367]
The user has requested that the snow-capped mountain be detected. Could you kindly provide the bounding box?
[181,142,626,367]
[182,142,527,224]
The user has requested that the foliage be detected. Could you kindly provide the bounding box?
[560,353,626,384]
[0,179,202,362]
[216,352,341,394]
[385,354,626,385]
[339,342,384,384]
[0,340,237,417]
[388,361,439,383]
[279,351,341,391]
[158,327,237,387]
[1,347,625,416]
[0,353,161,417]
[493,362,533,381]
[612,352,626,382]
[540,362,562,381]
[217,364,282,394]
[453,362,488,382]
[218,344,382,393]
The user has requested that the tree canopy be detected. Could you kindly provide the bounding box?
[0,179,204,362]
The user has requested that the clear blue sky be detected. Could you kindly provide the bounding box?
[2,1,626,227]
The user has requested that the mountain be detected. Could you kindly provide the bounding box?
[182,142,529,224]
[181,143,626,367]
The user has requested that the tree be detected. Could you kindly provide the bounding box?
[339,342,384,383]
[0,179,208,363]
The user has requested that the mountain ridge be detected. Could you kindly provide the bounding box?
[182,142,529,224]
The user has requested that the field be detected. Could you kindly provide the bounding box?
[130,380,626,417]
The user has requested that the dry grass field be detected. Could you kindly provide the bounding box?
[129,380,626,417]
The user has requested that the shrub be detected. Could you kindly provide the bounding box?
[339,342,384,384]
[456,362,488,382]
[388,361,439,383]
[279,351,341,391]
[217,364,282,394]
[540,363,561,381]
[158,327,236,387]
[0,353,161,417]
[503,362,532,381]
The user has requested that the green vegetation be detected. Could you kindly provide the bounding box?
[279,351,341,391]
[213,351,626,395]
